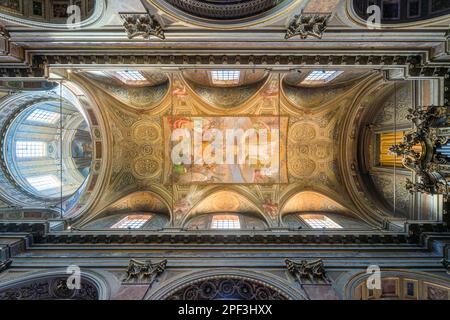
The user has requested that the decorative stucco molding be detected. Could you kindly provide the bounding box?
[119,13,165,40]
[285,13,331,39]
[123,258,167,284]
[389,106,449,196]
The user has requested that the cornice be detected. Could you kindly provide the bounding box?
[1,222,448,254]
[0,53,424,78]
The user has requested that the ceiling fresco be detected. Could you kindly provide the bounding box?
[0,68,413,229]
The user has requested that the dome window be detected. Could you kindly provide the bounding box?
[16,141,47,158]
[27,109,60,124]
[27,175,61,192]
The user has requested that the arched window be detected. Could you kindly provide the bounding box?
[300,214,343,229]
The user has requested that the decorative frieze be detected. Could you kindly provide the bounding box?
[37,231,412,245]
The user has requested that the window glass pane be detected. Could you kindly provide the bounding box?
[408,0,420,17]
[16,141,47,158]
[302,70,343,84]
[27,109,60,124]
[211,70,240,85]
[301,214,343,229]
[431,0,450,13]
[111,215,151,229]
[27,175,61,191]
[382,0,400,19]
[211,215,241,229]
[115,71,146,82]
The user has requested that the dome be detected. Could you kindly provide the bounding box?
[2,91,93,200]
[162,0,285,20]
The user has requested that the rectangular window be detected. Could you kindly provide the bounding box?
[27,175,61,191]
[211,215,241,229]
[52,4,69,18]
[16,141,47,158]
[302,70,343,84]
[115,71,147,83]
[211,70,240,85]
[27,109,60,124]
[301,214,343,229]
[382,0,400,19]
[111,215,151,229]
[431,0,450,13]
[32,0,44,16]
[408,0,421,18]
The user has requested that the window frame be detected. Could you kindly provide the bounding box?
[210,214,241,230]
[26,109,60,124]
[299,214,343,229]
[26,175,61,191]
[15,141,47,159]
[110,215,152,229]
[210,70,241,85]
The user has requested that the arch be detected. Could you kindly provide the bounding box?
[344,0,450,29]
[81,70,171,111]
[279,189,374,229]
[3,95,92,200]
[344,269,450,300]
[358,81,416,219]
[0,0,107,29]
[0,81,106,219]
[0,269,110,300]
[79,190,172,229]
[337,74,393,226]
[179,71,272,114]
[149,268,302,300]
[280,191,350,216]
[60,75,111,221]
[185,212,268,230]
[181,187,270,228]
[149,0,299,29]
